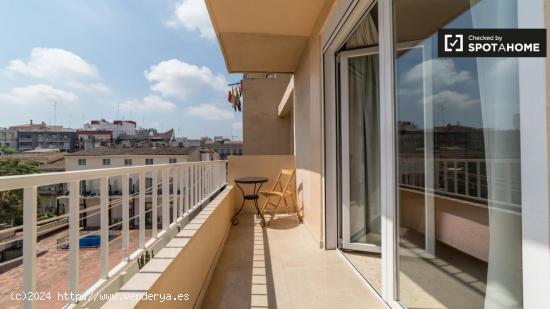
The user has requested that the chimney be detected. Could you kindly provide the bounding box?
[30,119,33,125]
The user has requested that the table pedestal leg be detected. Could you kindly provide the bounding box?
[232,183,246,225]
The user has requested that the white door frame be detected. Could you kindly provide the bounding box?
[340,46,382,253]
[518,0,550,307]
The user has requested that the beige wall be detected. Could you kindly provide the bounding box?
[228,155,296,214]
[243,74,294,155]
[292,34,325,245]
[400,189,490,262]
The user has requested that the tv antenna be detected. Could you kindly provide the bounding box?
[53,101,58,125]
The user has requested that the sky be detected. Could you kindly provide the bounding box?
[0,0,243,139]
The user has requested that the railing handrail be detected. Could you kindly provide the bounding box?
[0,160,226,191]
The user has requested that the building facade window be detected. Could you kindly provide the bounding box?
[124,159,132,166]
[169,158,177,164]
[145,158,153,165]
[102,159,111,166]
[78,159,86,166]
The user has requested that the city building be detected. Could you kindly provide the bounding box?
[0,128,17,149]
[84,119,136,139]
[64,147,197,229]
[65,147,193,192]
[76,130,113,150]
[201,136,243,159]
[11,121,77,152]
[117,128,175,147]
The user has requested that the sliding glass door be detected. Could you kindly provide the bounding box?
[329,0,548,306]
[340,47,381,254]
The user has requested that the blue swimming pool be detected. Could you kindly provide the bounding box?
[79,234,117,248]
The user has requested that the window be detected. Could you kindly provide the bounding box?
[102,159,111,166]
[78,159,86,166]
[145,158,154,165]
[169,158,177,164]
[124,159,132,166]
[393,1,524,307]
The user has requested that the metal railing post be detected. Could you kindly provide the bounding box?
[23,186,37,309]
[162,168,170,229]
[152,171,158,238]
[172,168,178,221]
[100,177,109,279]
[139,172,145,248]
[68,181,80,301]
[122,174,129,254]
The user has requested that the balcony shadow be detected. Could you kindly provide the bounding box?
[202,213,277,308]
[266,215,300,230]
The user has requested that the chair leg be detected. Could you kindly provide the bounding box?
[268,197,282,223]
[261,196,270,214]
[282,196,290,214]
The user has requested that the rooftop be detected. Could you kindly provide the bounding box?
[65,146,197,157]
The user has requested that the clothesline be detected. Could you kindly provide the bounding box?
[227,82,242,112]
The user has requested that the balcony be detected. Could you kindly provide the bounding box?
[0,156,384,309]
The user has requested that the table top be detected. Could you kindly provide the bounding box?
[235,177,268,184]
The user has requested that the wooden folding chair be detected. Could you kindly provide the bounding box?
[260,169,302,224]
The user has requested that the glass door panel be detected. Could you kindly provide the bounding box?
[340,48,381,253]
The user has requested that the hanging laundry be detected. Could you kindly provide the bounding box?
[227,81,243,112]
[231,87,238,111]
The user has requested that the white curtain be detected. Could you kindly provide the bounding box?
[470,1,523,308]
[346,15,381,244]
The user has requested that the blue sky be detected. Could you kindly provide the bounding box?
[0,0,243,139]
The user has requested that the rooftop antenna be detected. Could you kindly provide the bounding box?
[117,102,120,120]
[53,101,58,125]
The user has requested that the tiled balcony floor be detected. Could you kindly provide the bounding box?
[202,213,385,309]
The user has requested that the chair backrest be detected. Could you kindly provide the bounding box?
[271,169,295,194]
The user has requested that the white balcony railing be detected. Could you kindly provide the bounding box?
[399,158,521,211]
[0,160,227,309]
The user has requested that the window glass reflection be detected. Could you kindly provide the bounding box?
[395,0,522,308]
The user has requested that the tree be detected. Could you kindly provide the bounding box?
[0,145,16,155]
[0,159,39,226]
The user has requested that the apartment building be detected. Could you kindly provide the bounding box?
[65,147,192,192]
[201,137,243,159]
[76,130,113,150]
[0,128,17,148]
[84,119,136,139]
[117,128,175,147]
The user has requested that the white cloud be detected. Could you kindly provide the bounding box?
[187,104,233,120]
[4,48,110,94]
[0,84,78,105]
[119,95,177,112]
[167,0,216,40]
[145,59,226,100]
[6,48,99,80]
[402,59,471,86]
[427,90,478,109]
